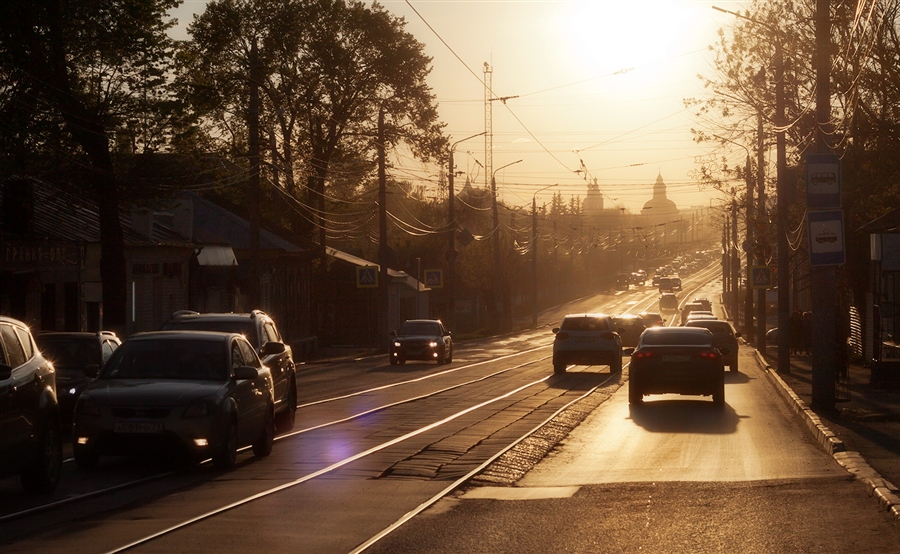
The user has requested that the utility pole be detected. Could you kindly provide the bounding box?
[491,159,522,331]
[811,0,836,410]
[377,107,390,347]
[248,39,261,309]
[775,39,791,373]
[756,114,767,352]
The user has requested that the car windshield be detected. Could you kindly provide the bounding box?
[398,321,441,336]
[561,316,609,331]
[37,338,100,368]
[687,322,733,336]
[163,320,255,344]
[102,338,227,381]
[641,330,712,346]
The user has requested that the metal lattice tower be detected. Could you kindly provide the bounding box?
[483,62,492,190]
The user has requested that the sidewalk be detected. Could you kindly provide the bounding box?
[757,348,900,520]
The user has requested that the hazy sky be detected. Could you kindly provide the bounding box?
[169,0,748,213]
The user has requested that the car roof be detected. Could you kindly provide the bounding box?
[562,313,610,319]
[167,311,269,322]
[36,331,119,340]
[685,320,732,329]
[128,330,241,341]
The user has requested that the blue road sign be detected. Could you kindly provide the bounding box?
[808,210,845,266]
[424,269,443,288]
[806,153,841,209]
[357,266,378,288]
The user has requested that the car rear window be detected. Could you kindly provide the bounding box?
[561,316,610,331]
[162,320,256,343]
[37,338,100,367]
[686,322,733,336]
[641,330,712,346]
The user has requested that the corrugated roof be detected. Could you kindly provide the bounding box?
[180,192,305,253]
[30,181,191,246]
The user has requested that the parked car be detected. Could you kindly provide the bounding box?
[72,331,275,470]
[612,314,646,347]
[638,312,665,328]
[659,293,679,312]
[35,331,121,425]
[627,327,725,406]
[389,319,453,365]
[552,314,622,374]
[684,319,741,372]
[160,310,297,431]
[0,316,63,493]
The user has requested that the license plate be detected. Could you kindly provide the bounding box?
[661,355,689,363]
[114,421,163,434]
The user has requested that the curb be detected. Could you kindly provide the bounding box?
[755,349,900,523]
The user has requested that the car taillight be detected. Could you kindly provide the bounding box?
[632,350,653,359]
[697,350,719,359]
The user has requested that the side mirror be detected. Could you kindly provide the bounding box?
[552,327,560,334]
[734,332,742,338]
[84,364,101,378]
[623,347,636,356]
[260,341,286,356]
[233,365,259,380]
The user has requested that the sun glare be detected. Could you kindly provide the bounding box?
[554,1,695,76]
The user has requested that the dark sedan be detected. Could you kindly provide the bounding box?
[73,331,275,470]
[389,319,453,365]
[627,327,725,406]
[685,319,741,372]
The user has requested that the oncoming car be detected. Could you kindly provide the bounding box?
[627,327,725,406]
[552,314,623,374]
[73,331,276,470]
[389,319,453,365]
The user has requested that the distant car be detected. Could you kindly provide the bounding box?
[627,327,725,406]
[659,293,679,312]
[73,331,276,470]
[612,314,646,348]
[680,302,709,325]
[615,274,631,291]
[685,312,718,325]
[35,331,121,425]
[692,298,713,312]
[552,314,622,374]
[389,319,453,365]
[638,312,665,328]
[160,310,297,431]
[684,319,741,372]
[0,316,63,493]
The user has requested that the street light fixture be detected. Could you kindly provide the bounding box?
[491,159,522,330]
[447,131,485,329]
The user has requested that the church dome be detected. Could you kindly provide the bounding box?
[641,173,678,217]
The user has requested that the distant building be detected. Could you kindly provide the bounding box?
[641,172,679,221]
[583,178,604,216]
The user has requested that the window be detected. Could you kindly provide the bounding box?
[1,323,26,368]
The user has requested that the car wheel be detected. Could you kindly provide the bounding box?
[22,425,62,493]
[73,443,99,470]
[446,349,452,363]
[553,362,567,374]
[437,351,446,364]
[213,420,238,470]
[276,377,297,432]
[713,379,725,406]
[628,382,643,405]
[611,356,622,373]
[253,408,275,458]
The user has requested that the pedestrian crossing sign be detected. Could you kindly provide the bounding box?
[356,266,378,288]
[424,269,443,288]
[751,265,773,289]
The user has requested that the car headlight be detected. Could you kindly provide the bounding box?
[393,341,402,348]
[75,396,100,417]
[183,398,217,418]
[429,341,438,348]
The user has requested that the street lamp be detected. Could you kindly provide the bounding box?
[491,159,522,330]
[531,184,558,328]
[713,5,788,367]
[447,131,485,329]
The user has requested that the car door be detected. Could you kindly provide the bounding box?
[0,322,36,470]
[231,338,266,445]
